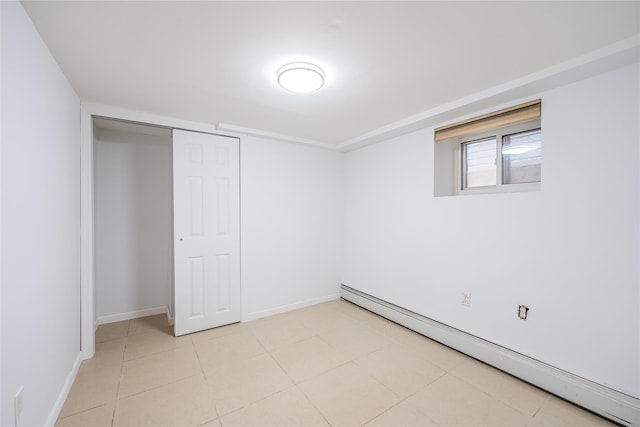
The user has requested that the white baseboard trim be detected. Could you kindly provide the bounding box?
[242,293,341,322]
[97,306,168,325]
[45,351,83,427]
[340,284,639,427]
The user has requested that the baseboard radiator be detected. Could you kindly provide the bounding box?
[340,284,639,426]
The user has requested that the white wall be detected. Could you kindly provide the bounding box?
[95,128,172,320]
[343,64,640,398]
[1,1,81,425]
[241,136,344,320]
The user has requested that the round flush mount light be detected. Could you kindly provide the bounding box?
[277,62,325,93]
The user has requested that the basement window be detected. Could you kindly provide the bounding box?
[461,125,541,192]
[434,100,542,196]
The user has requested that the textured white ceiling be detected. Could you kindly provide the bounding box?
[22,1,640,145]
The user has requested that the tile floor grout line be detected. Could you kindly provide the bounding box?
[350,356,402,397]
[122,340,193,362]
[192,335,208,378]
[446,367,546,419]
[109,402,116,427]
[358,395,415,427]
[111,337,127,421]
[192,335,223,427]
[56,402,111,421]
[117,373,203,401]
[265,344,299,385]
[292,382,334,427]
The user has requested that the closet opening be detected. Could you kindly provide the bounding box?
[92,118,174,328]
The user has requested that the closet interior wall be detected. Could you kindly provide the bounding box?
[93,119,173,324]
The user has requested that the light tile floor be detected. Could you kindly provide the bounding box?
[56,299,616,426]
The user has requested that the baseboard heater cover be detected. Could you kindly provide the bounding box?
[340,284,639,426]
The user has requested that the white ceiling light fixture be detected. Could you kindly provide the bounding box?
[277,62,325,93]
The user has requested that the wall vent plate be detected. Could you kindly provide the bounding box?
[518,305,529,319]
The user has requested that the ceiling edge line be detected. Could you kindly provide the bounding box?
[82,103,339,151]
[216,123,339,151]
[336,34,640,153]
[83,103,221,135]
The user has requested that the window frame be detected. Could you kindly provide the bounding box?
[456,119,541,195]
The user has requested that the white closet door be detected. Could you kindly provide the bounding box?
[173,129,240,336]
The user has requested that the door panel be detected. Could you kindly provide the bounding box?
[173,129,240,336]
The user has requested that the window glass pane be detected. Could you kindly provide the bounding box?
[463,137,496,188]
[502,129,541,184]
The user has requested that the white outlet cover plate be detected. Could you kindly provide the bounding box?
[461,293,471,306]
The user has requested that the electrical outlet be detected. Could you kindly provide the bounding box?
[461,292,471,307]
[518,305,529,320]
[14,386,24,427]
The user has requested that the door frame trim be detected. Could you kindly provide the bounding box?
[80,103,241,360]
